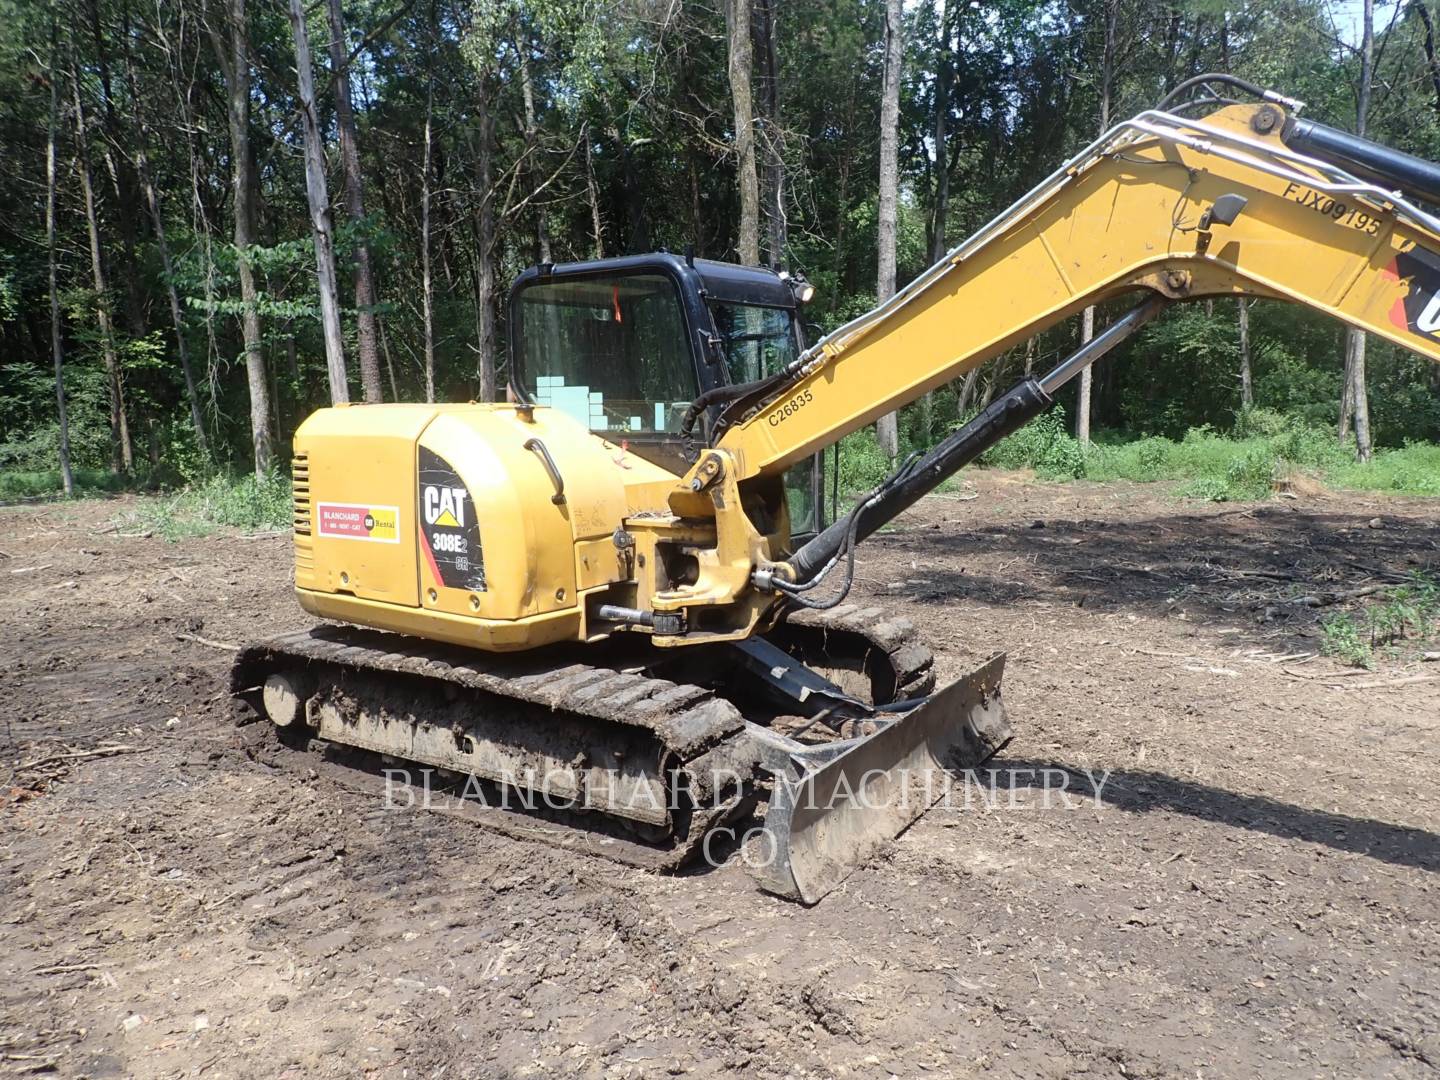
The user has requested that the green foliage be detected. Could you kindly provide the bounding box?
[1328,443,1440,496]
[978,404,1085,478]
[2,0,1439,484]
[962,404,1440,502]
[0,361,114,472]
[1117,306,1242,438]
[0,468,127,501]
[132,472,292,541]
[1320,613,1373,669]
[1321,574,1440,668]
[835,426,893,498]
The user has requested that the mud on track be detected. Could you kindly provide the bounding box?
[2,477,1438,1078]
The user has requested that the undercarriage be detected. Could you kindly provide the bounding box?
[231,606,1010,902]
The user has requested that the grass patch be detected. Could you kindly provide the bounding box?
[0,467,131,502]
[963,406,1440,501]
[1320,574,1440,668]
[835,409,1440,509]
[1326,442,1440,497]
[129,471,292,540]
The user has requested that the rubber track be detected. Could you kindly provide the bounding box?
[231,626,755,870]
[231,625,746,761]
[238,721,747,872]
[780,604,937,701]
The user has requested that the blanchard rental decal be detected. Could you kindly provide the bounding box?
[315,502,401,543]
[418,447,487,592]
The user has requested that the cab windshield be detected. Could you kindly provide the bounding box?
[515,273,696,434]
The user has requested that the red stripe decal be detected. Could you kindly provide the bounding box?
[420,529,443,590]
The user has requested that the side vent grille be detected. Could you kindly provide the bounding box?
[291,454,312,536]
[291,454,314,577]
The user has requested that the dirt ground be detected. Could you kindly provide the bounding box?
[2,475,1438,1079]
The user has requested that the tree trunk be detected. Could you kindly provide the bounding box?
[517,39,552,263]
[584,124,605,259]
[929,0,953,265]
[122,30,209,459]
[169,18,223,416]
[753,0,785,267]
[918,0,955,446]
[832,87,854,306]
[475,79,497,402]
[1238,298,1253,410]
[379,316,399,400]
[874,0,903,460]
[1345,331,1373,457]
[956,366,981,417]
[1076,307,1094,445]
[613,124,651,252]
[48,17,74,497]
[209,0,274,475]
[289,0,350,405]
[422,75,436,403]
[326,0,384,402]
[1416,2,1440,115]
[1077,0,1117,447]
[724,0,760,265]
[1340,0,1375,461]
[84,0,147,339]
[70,55,132,474]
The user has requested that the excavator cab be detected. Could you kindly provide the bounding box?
[507,253,826,538]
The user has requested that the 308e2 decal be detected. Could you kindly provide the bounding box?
[418,447,486,593]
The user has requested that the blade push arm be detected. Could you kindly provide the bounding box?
[711,103,1440,484]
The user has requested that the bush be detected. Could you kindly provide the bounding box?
[1321,613,1373,668]
[133,471,292,540]
[835,427,893,499]
[1231,406,1292,439]
[1173,476,1236,501]
[979,404,1086,478]
[1321,574,1439,668]
[1328,442,1440,496]
[1024,412,1440,502]
[1223,445,1277,499]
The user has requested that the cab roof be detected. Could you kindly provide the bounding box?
[509,252,798,309]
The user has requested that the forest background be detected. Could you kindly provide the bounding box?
[2,0,1439,510]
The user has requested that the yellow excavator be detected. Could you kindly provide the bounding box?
[233,76,1440,902]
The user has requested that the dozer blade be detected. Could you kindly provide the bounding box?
[746,654,1010,904]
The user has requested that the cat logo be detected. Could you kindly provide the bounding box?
[423,484,469,528]
[417,447,486,592]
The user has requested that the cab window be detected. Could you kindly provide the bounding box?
[711,302,800,383]
[711,302,816,535]
[516,273,696,434]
